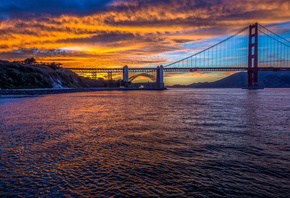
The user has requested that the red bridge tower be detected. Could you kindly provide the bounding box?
[248,23,259,88]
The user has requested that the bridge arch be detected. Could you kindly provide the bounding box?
[129,73,156,82]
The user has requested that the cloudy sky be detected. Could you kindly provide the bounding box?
[1,0,290,84]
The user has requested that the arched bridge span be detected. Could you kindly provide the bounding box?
[129,73,156,82]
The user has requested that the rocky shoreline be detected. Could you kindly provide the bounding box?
[0,87,166,98]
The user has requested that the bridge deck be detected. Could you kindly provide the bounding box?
[67,67,290,73]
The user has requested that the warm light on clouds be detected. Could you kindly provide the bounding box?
[0,0,290,84]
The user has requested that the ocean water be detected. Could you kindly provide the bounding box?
[0,88,290,197]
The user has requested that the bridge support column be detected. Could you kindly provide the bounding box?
[247,23,259,88]
[92,71,97,80]
[108,71,113,81]
[123,65,129,83]
[156,65,164,89]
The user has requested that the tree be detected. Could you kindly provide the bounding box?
[24,57,36,64]
[48,62,62,70]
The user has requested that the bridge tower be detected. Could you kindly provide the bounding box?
[248,23,259,88]
[123,65,129,82]
[156,65,164,89]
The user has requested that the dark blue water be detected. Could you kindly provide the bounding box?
[1,88,290,197]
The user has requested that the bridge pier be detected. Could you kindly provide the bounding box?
[123,65,129,83]
[247,23,259,88]
[156,65,164,89]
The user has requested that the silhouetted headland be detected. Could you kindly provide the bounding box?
[169,71,290,88]
[0,59,117,89]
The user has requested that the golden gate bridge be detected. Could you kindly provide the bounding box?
[67,23,290,89]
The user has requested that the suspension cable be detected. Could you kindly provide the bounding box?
[258,24,290,44]
[164,26,248,67]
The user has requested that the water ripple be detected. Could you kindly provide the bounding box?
[1,89,290,197]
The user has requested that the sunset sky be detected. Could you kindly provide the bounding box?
[1,0,290,85]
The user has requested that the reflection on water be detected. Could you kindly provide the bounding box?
[0,89,290,197]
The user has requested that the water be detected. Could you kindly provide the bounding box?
[0,88,290,197]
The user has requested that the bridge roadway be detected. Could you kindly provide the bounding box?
[67,67,290,73]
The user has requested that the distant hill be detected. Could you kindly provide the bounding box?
[169,71,290,88]
[0,60,109,89]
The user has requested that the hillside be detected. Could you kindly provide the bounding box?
[170,71,290,88]
[0,60,109,89]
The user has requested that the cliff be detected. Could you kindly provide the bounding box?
[0,60,107,89]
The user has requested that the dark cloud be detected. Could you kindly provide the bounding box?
[0,48,96,61]
[0,44,8,49]
[57,32,135,44]
[0,48,39,60]
[173,39,194,44]
[108,0,290,29]
[0,0,114,18]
